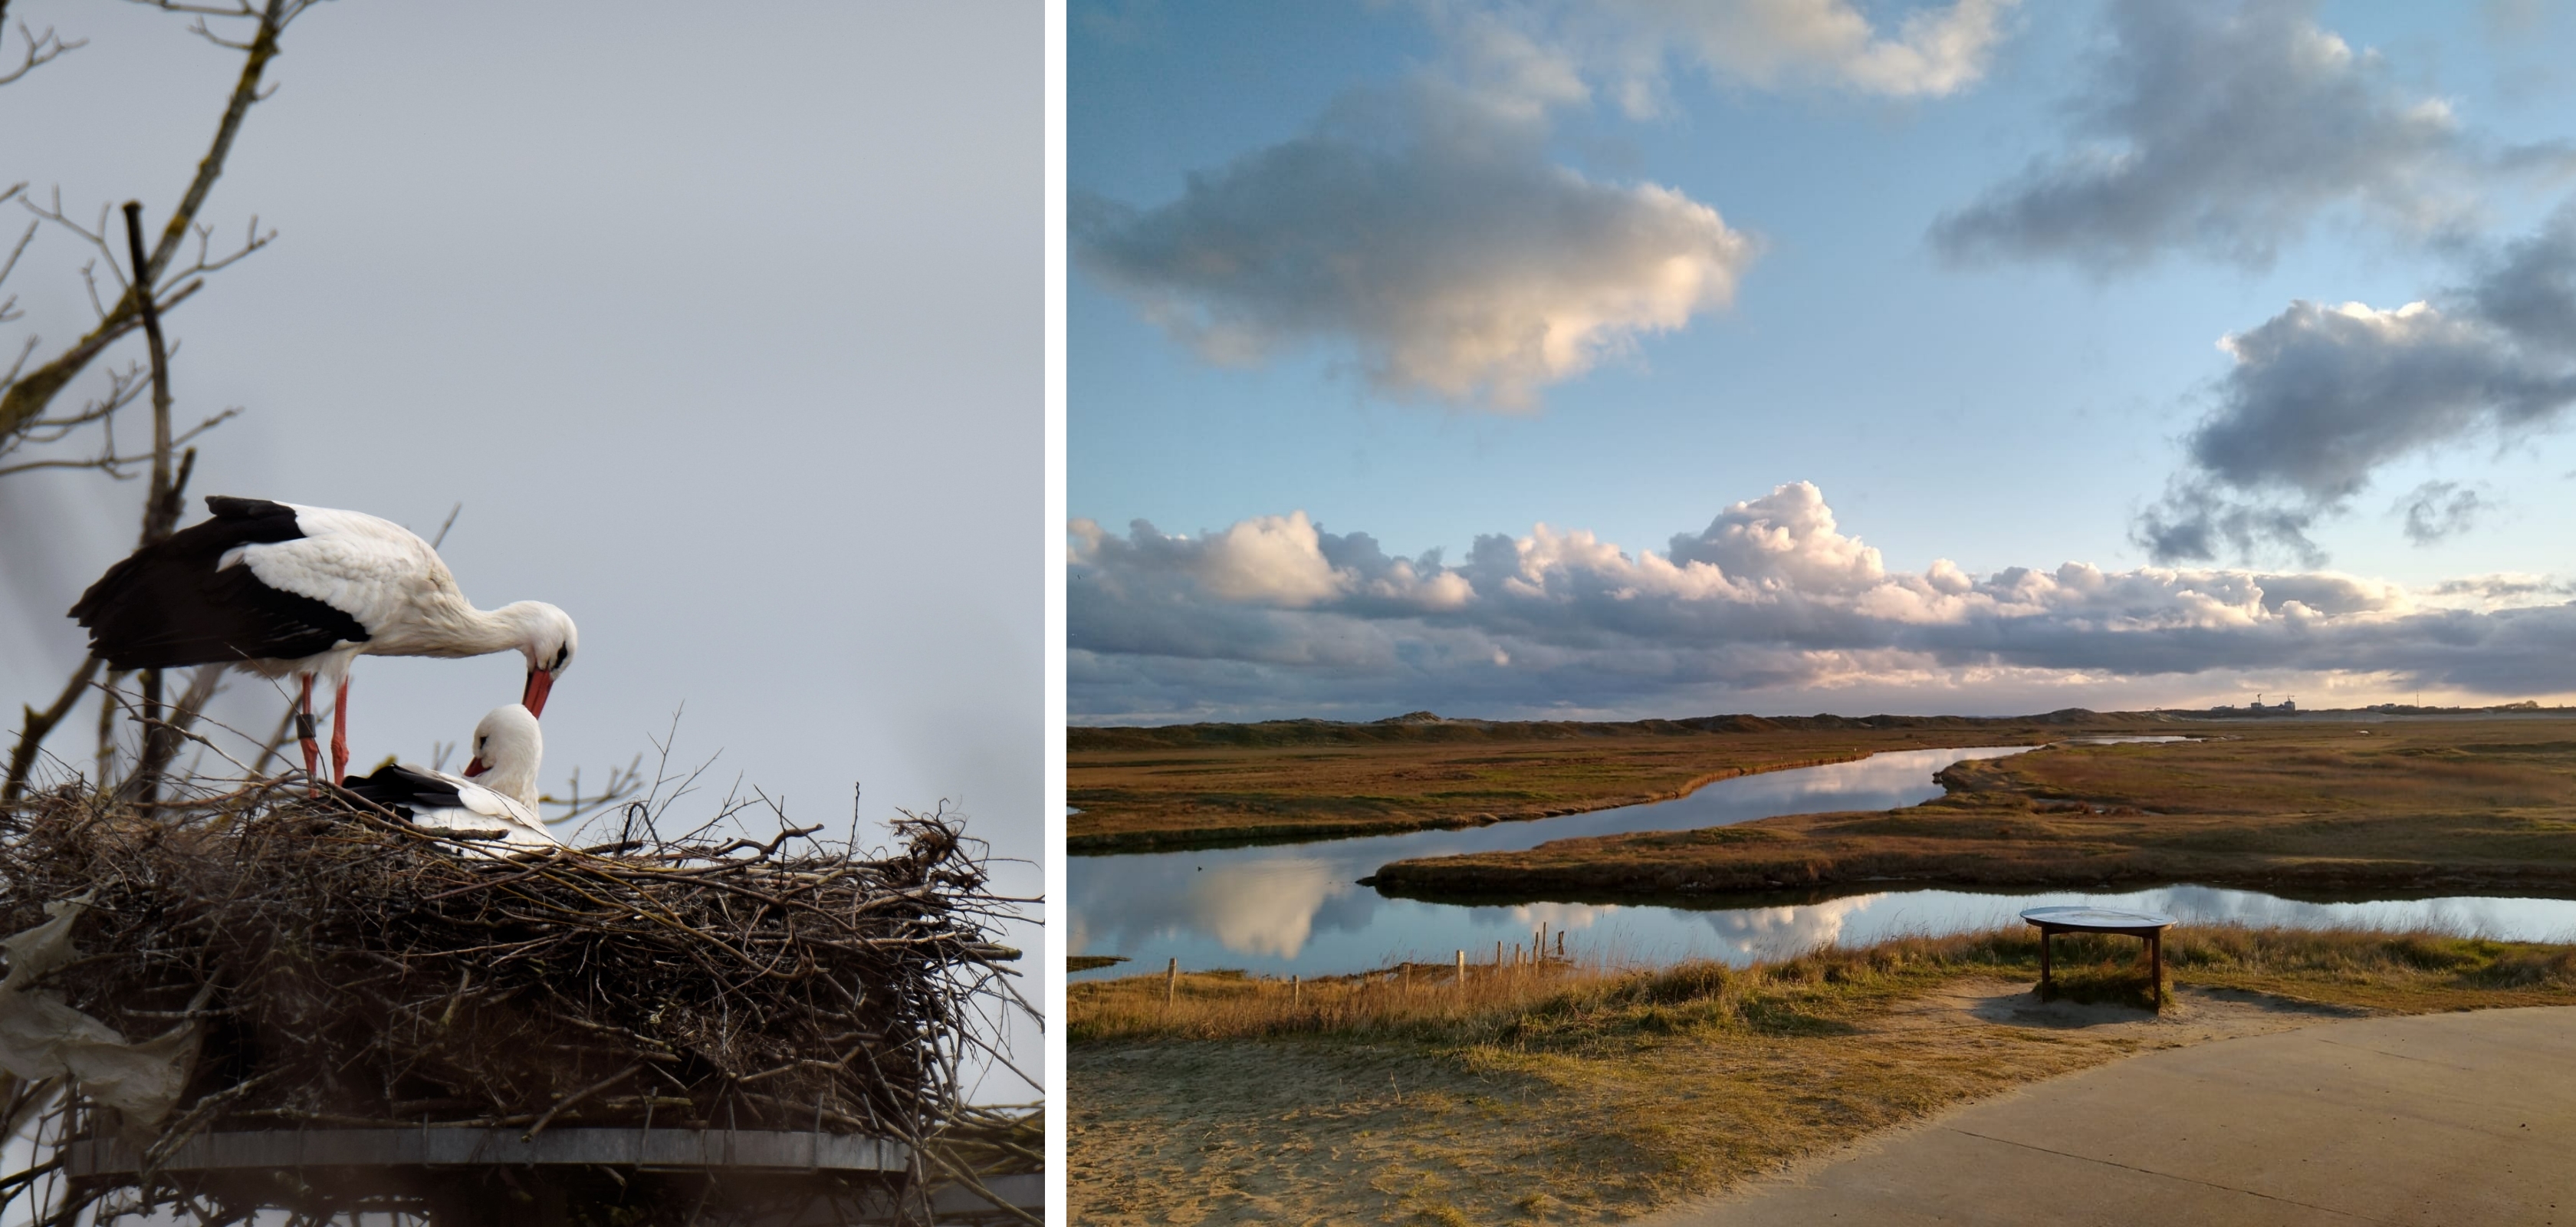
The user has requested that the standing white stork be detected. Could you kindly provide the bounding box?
[341,703,564,853]
[70,496,578,787]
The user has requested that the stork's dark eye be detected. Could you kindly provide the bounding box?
[551,646,569,671]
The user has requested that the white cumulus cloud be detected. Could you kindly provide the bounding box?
[1072,482,2576,722]
[1073,70,1756,410]
[1599,0,2019,102]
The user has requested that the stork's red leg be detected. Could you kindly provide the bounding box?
[330,676,351,785]
[296,673,321,796]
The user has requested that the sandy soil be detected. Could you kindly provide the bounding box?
[1068,980,2366,1226]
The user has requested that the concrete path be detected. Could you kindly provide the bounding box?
[1640,1007,2576,1225]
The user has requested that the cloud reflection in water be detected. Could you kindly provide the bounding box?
[1071,744,2576,979]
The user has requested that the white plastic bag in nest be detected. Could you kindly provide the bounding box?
[0,896,204,1130]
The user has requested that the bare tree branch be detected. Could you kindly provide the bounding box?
[0,13,86,88]
[0,407,238,479]
[2,659,100,801]
[121,202,181,540]
[540,754,649,829]
[118,663,223,801]
[248,701,294,777]
[0,216,34,324]
[96,668,124,785]
[18,189,261,317]
[0,0,301,449]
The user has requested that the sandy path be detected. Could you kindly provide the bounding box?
[1638,1005,2576,1225]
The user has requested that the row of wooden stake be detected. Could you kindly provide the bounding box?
[1160,923,1572,1005]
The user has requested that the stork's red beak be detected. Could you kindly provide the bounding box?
[521,668,554,719]
[464,757,488,778]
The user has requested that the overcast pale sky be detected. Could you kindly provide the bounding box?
[0,2,1040,1090]
[1070,0,2576,723]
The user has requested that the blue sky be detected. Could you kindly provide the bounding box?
[1070,0,2576,723]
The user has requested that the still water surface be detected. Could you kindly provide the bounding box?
[1070,742,2576,979]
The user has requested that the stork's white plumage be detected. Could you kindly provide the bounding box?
[71,496,577,787]
[341,705,563,854]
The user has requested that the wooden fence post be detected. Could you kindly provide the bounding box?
[1165,957,1178,1005]
[1292,975,1300,1006]
[1455,949,1466,992]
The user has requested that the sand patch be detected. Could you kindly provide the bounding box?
[1894,975,2364,1041]
[1071,1041,1556,1226]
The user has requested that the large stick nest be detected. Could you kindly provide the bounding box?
[0,780,1030,1173]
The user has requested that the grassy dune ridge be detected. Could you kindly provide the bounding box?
[1072,924,2576,1042]
[1372,719,2576,897]
[1070,925,2576,1225]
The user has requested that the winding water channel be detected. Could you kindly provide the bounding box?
[1069,742,2576,980]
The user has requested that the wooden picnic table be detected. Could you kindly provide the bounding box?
[2021,906,2176,1007]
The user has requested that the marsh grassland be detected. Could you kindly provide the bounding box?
[1066,712,2160,851]
[1375,718,2576,897]
[1069,714,2576,1224]
[1070,927,2576,1225]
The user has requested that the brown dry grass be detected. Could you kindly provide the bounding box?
[1070,726,2096,851]
[1375,718,2576,897]
[1069,926,2576,1225]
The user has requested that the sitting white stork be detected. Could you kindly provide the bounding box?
[340,703,564,853]
[70,496,577,787]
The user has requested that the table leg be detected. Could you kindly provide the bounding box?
[2039,929,2052,987]
[2150,932,2164,1008]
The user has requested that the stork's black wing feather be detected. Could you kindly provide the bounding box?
[69,495,370,669]
[340,763,465,817]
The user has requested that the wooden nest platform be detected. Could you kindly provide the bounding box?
[0,779,1035,1225]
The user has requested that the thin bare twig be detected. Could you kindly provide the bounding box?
[0,15,84,87]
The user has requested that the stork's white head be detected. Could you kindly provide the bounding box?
[496,602,578,718]
[461,702,544,808]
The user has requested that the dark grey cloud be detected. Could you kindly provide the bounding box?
[2467,206,2576,344]
[2188,301,2571,500]
[2131,486,2325,570]
[1933,0,2571,269]
[1070,483,2563,722]
[2397,481,2488,545]
[2139,208,2576,563]
[1072,58,1756,410]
